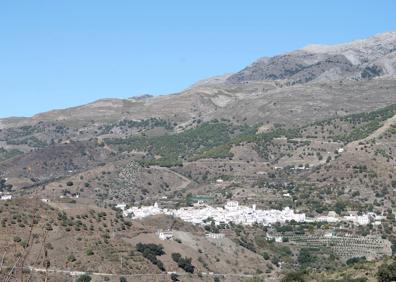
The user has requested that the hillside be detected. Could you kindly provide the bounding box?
[1,31,396,281]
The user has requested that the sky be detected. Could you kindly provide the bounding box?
[1,0,396,118]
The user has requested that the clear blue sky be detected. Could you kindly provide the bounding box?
[1,0,396,118]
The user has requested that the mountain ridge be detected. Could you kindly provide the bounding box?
[2,31,396,123]
[227,30,396,84]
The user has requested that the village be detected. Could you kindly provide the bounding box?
[1,191,385,227]
[115,200,385,227]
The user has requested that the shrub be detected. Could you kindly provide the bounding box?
[76,274,92,282]
[378,261,396,282]
[262,252,270,260]
[171,252,195,273]
[346,256,366,265]
[170,273,179,281]
[171,252,181,262]
[67,254,76,262]
[85,249,94,256]
[281,271,305,282]
[136,243,165,271]
[298,248,316,268]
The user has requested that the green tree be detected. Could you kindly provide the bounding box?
[298,248,316,268]
[281,271,305,282]
[76,274,92,282]
[378,261,396,282]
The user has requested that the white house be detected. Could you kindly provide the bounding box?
[0,194,12,201]
[266,234,283,242]
[206,233,225,239]
[343,214,370,225]
[157,230,173,240]
[115,203,127,210]
[224,201,239,211]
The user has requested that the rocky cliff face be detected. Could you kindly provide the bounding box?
[227,31,396,84]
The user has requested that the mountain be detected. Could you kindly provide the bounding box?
[2,32,396,132]
[227,31,396,84]
[1,31,396,282]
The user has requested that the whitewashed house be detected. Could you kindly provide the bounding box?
[157,230,173,240]
[206,233,225,239]
[0,194,12,201]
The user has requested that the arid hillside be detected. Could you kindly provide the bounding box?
[1,31,396,282]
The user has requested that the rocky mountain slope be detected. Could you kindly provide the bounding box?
[227,31,396,84]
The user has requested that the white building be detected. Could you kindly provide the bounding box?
[344,214,370,225]
[224,201,239,211]
[193,200,206,207]
[266,234,283,242]
[0,194,12,201]
[121,202,162,218]
[206,233,225,239]
[117,201,306,227]
[157,230,173,240]
[115,203,127,210]
[115,201,381,228]
[313,211,340,223]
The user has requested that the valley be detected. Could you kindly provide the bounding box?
[1,31,396,281]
